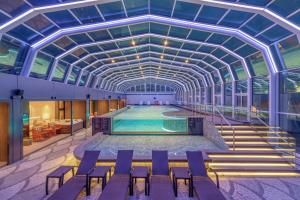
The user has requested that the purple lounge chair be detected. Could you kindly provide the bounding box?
[97,150,134,200]
[149,150,175,200]
[186,151,226,200]
[48,150,100,200]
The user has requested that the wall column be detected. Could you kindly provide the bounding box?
[9,95,23,163]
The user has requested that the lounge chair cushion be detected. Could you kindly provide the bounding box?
[98,175,130,200]
[48,176,86,200]
[193,177,226,200]
[149,175,175,200]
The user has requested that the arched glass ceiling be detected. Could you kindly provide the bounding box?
[0,0,299,93]
[97,63,206,91]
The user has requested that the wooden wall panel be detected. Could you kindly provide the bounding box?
[0,102,9,162]
[110,100,118,111]
[120,99,126,108]
[72,101,86,121]
[97,100,109,115]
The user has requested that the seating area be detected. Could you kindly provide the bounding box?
[46,150,224,200]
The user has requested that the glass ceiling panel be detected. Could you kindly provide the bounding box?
[212,48,227,58]
[164,48,178,55]
[85,56,96,64]
[207,33,230,44]
[219,10,254,28]
[196,5,227,24]
[69,33,93,44]
[84,45,102,53]
[169,26,190,39]
[42,44,64,57]
[268,0,300,17]
[109,26,131,38]
[130,23,149,35]
[123,0,148,17]
[62,54,77,63]
[8,24,42,44]
[99,42,118,50]
[239,0,271,6]
[168,40,183,48]
[222,54,238,64]
[72,48,87,58]
[241,14,273,36]
[198,46,215,53]
[27,0,61,6]
[0,0,30,17]
[98,1,126,21]
[88,29,111,41]
[0,12,10,25]
[45,10,80,28]
[54,36,75,49]
[257,25,292,44]
[223,37,245,51]
[289,11,300,26]
[150,22,169,35]
[182,43,199,51]
[235,44,258,57]
[150,0,174,17]
[173,1,200,20]
[25,14,58,35]
[71,6,103,24]
[188,30,211,42]
[191,54,205,60]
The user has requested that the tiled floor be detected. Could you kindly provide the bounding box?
[0,129,300,200]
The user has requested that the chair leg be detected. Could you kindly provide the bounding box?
[46,177,49,195]
[59,178,63,188]
[103,177,107,189]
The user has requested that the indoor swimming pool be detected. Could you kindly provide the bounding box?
[111,106,188,133]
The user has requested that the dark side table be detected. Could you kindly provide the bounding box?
[131,166,150,195]
[46,166,74,195]
[171,167,191,197]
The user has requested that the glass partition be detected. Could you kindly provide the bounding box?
[252,76,269,111]
[0,35,24,75]
[278,35,300,69]
[30,52,53,79]
[52,61,69,82]
[225,82,232,106]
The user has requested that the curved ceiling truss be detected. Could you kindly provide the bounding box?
[0,0,300,92]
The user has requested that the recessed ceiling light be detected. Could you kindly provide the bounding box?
[136,55,140,59]
[160,55,164,59]
[185,59,189,63]
[164,40,168,46]
[131,40,136,46]
[111,59,115,63]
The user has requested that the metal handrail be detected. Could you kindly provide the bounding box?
[212,106,236,151]
[251,110,299,167]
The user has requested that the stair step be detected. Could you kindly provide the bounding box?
[207,150,288,155]
[228,147,295,152]
[224,137,295,141]
[226,141,295,146]
[209,167,300,177]
[227,143,294,148]
[221,133,288,137]
[209,157,293,163]
[220,130,287,134]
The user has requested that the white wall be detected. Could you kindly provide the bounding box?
[126,93,175,105]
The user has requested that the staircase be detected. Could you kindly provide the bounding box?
[206,125,300,177]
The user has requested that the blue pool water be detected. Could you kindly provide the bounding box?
[112,106,187,133]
